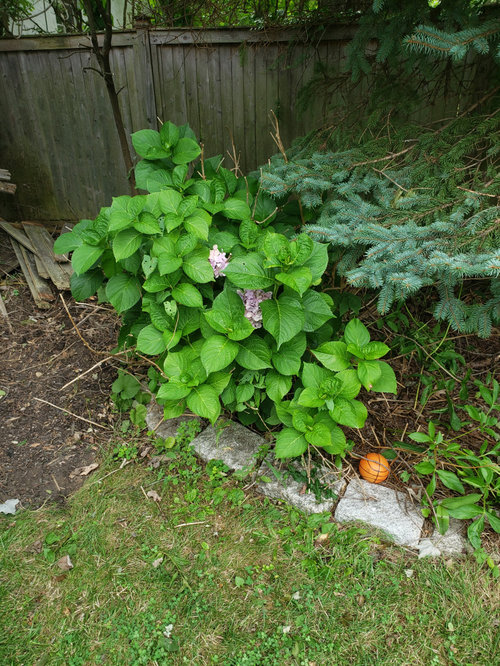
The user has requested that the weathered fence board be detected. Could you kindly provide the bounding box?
[0,27,488,222]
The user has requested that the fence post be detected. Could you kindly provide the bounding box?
[133,17,157,129]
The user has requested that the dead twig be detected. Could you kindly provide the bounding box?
[33,397,109,429]
[60,356,114,390]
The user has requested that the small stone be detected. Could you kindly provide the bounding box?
[334,478,424,547]
[190,421,264,470]
[426,518,470,557]
[256,458,344,515]
[146,400,200,440]
[0,499,20,515]
[417,539,442,559]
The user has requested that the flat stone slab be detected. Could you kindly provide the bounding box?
[334,478,424,547]
[189,421,265,470]
[146,400,200,440]
[257,458,345,515]
[419,519,469,558]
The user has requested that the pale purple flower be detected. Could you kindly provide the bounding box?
[237,289,272,328]
[209,245,230,278]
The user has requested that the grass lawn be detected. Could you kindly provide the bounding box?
[1,439,498,666]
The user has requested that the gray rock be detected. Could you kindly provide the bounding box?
[146,400,200,440]
[424,518,470,557]
[334,478,424,547]
[190,421,265,470]
[0,499,20,515]
[256,458,345,515]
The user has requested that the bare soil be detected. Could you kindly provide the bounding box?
[0,280,119,508]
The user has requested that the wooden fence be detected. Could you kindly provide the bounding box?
[0,27,487,221]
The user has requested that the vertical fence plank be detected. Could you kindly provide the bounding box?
[0,28,491,221]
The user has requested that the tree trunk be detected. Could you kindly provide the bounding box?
[82,0,136,194]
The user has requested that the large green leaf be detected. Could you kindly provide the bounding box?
[344,318,370,347]
[206,371,232,394]
[335,369,362,399]
[186,384,221,424]
[135,160,173,192]
[222,198,252,220]
[370,361,397,394]
[357,360,382,391]
[297,386,324,408]
[204,289,254,340]
[272,348,301,376]
[311,341,350,371]
[183,248,214,283]
[172,283,203,308]
[71,243,104,275]
[133,212,161,235]
[276,267,312,296]
[224,253,274,290]
[142,273,170,293]
[301,362,333,389]
[172,137,201,165]
[158,254,183,275]
[149,302,175,332]
[260,295,304,350]
[236,337,272,370]
[132,129,170,160]
[70,269,104,301]
[270,331,306,375]
[305,422,331,448]
[156,381,191,401]
[105,274,141,313]
[200,335,239,373]
[291,234,314,266]
[302,290,333,332]
[184,211,210,241]
[329,397,368,428]
[265,371,292,402]
[359,341,390,360]
[274,428,308,459]
[159,121,179,148]
[136,324,167,355]
[302,242,329,282]
[113,229,143,262]
[158,189,182,215]
[54,231,82,254]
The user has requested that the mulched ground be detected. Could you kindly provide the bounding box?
[0,279,119,508]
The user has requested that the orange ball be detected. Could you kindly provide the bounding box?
[359,453,390,484]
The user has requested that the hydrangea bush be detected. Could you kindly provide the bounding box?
[54,122,397,461]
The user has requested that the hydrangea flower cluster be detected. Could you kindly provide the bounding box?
[208,245,230,278]
[237,289,272,328]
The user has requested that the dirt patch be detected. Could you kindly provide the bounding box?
[0,280,119,508]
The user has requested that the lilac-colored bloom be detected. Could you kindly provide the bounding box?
[209,245,230,278]
[237,289,273,328]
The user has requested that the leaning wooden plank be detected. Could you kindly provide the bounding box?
[10,240,53,309]
[0,182,16,194]
[0,221,37,254]
[0,293,13,333]
[22,223,71,291]
[34,252,50,279]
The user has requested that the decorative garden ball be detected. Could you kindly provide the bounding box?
[359,453,390,484]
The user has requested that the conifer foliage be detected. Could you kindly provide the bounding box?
[261,108,500,337]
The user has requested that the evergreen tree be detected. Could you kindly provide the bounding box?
[261,104,500,337]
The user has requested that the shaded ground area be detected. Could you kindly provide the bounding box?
[0,281,118,508]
